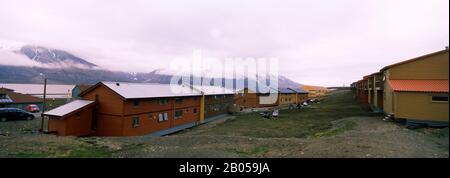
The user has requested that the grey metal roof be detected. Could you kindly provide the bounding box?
[191,85,235,95]
[44,100,94,117]
[243,86,278,94]
[288,88,309,94]
[102,82,202,99]
[278,88,296,94]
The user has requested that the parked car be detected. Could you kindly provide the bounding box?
[26,104,40,113]
[261,111,271,119]
[272,110,279,118]
[0,108,35,122]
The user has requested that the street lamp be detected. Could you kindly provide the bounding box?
[39,73,47,132]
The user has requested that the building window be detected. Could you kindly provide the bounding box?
[132,117,140,128]
[159,98,168,105]
[432,96,449,102]
[158,112,169,122]
[133,100,140,107]
[175,98,183,103]
[193,108,197,114]
[175,110,183,119]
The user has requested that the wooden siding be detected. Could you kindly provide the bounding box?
[395,92,449,122]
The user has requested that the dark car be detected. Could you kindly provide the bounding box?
[0,108,35,122]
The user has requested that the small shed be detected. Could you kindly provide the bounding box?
[43,100,96,136]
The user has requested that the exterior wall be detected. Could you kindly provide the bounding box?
[383,50,449,116]
[383,71,394,114]
[204,94,234,118]
[376,92,383,109]
[47,116,66,136]
[95,114,124,136]
[359,90,369,105]
[82,85,124,116]
[278,93,296,105]
[297,93,308,103]
[122,96,199,116]
[94,96,201,136]
[119,107,200,136]
[234,88,259,108]
[373,74,384,109]
[388,51,449,80]
[395,92,449,122]
[65,107,94,136]
[355,80,369,105]
[303,86,329,98]
[47,107,93,136]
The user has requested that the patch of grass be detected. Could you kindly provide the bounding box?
[67,147,113,158]
[188,91,369,138]
[15,151,49,158]
[315,120,357,137]
[227,146,271,157]
[14,145,114,158]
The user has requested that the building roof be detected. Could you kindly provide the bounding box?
[388,79,449,93]
[303,85,329,91]
[0,83,73,96]
[43,100,95,117]
[82,82,203,100]
[381,49,449,71]
[278,88,296,94]
[191,85,235,95]
[239,86,278,94]
[0,88,43,104]
[288,88,309,94]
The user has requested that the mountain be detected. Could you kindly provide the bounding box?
[19,45,97,69]
[0,44,303,88]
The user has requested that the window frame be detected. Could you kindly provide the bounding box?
[431,95,449,103]
[132,100,140,107]
[174,110,183,119]
[159,98,169,105]
[174,97,183,103]
[132,117,140,128]
[158,112,169,122]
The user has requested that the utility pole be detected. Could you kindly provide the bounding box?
[40,73,47,132]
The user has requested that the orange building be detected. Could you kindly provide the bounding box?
[44,82,207,136]
[235,87,279,109]
[302,85,329,99]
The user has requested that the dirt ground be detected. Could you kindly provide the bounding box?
[0,90,448,158]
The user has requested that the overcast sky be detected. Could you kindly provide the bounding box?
[0,0,448,87]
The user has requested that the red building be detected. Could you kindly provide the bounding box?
[44,82,204,136]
